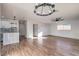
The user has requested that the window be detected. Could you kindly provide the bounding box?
[57,25,71,30]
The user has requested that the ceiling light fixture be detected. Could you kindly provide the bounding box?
[34,3,56,16]
[52,17,64,23]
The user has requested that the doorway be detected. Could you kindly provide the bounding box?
[33,24,38,37]
[19,20,26,39]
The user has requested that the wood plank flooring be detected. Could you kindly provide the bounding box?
[1,36,79,56]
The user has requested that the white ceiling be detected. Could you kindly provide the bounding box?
[2,3,79,23]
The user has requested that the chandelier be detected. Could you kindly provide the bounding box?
[34,3,56,16]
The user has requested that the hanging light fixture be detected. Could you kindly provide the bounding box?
[52,17,64,23]
[34,3,56,16]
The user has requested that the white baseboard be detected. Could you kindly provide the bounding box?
[50,35,79,40]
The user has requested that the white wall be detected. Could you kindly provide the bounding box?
[2,4,28,20]
[27,20,33,39]
[26,19,50,39]
[38,24,50,36]
[50,19,79,39]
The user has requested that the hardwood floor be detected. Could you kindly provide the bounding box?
[1,36,79,56]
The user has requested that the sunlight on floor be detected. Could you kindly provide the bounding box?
[37,32,43,44]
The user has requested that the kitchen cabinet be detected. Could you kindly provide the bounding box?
[0,20,19,45]
[3,33,19,45]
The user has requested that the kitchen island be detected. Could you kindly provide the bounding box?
[3,32,19,45]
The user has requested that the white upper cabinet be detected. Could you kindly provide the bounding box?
[0,20,19,28]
